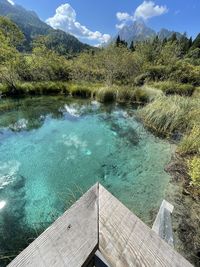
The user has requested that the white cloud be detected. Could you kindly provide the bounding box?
[46,3,111,45]
[116,12,131,21]
[116,23,126,30]
[134,1,168,20]
[116,1,168,29]
[7,0,15,5]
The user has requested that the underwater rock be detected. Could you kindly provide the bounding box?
[9,119,28,132]
[0,161,21,189]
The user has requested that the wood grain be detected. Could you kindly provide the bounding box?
[99,184,193,267]
[8,184,98,267]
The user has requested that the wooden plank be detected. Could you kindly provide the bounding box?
[152,200,174,247]
[8,184,99,267]
[99,184,192,267]
[95,250,111,267]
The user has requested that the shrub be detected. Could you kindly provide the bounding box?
[134,73,150,86]
[145,65,169,81]
[188,156,200,186]
[170,61,200,86]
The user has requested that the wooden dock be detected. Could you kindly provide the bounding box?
[8,184,193,267]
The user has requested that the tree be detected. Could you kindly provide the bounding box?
[169,33,177,42]
[0,17,24,49]
[179,33,191,55]
[130,41,135,52]
[192,33,200,49]
[116,35,121,47]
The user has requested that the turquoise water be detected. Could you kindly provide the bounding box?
[0,96,173,262]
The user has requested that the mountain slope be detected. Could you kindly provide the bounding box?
[0,0,91,53]
[117,21,156,44]
[116,21,183,45]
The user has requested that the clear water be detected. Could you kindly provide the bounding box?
[0,96,173,262]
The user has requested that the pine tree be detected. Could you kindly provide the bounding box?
[192,33,200,49]
[130,41,135,52]
[116,35,121,47]
[169,33,177,42]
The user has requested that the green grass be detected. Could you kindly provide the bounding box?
[138,95,199,135]
[0,83,9,94]
[188,156,200,186]
[149,81,195,96]
[178,125,200,155]
[138,94,200,186]
[67,82,101,98]
[15,82,69,96]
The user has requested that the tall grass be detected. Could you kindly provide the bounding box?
[188,156,200,186]
[138,95,200,186]
[138,95,199,136]
[149,81,195,96]
[178,125,200,155]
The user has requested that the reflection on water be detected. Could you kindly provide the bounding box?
[0,96,173,266]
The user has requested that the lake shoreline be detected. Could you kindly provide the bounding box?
[165,153,200,266]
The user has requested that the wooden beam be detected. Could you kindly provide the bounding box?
[8,184,98,267]
[99,184,192,267]
[8,183,193,267]
[152,200,174,247]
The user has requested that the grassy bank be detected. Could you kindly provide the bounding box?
[0,81,160,103]
[138,94,200,188]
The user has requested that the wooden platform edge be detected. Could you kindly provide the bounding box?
[98,184,193,267]
[8,184,99,267]
[8,183,193,267]
[152,199,174,247]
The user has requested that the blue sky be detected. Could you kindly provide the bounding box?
[10,0,200,45]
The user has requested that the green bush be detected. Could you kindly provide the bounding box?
[134,73,150,86]
[170,61,200,86]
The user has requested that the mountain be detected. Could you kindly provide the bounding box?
[0,0,91,54]
[158,28,182,40]
[115,20,183,45]
[117,21,156,45]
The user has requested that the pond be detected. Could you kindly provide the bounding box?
[0,96,174,263]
